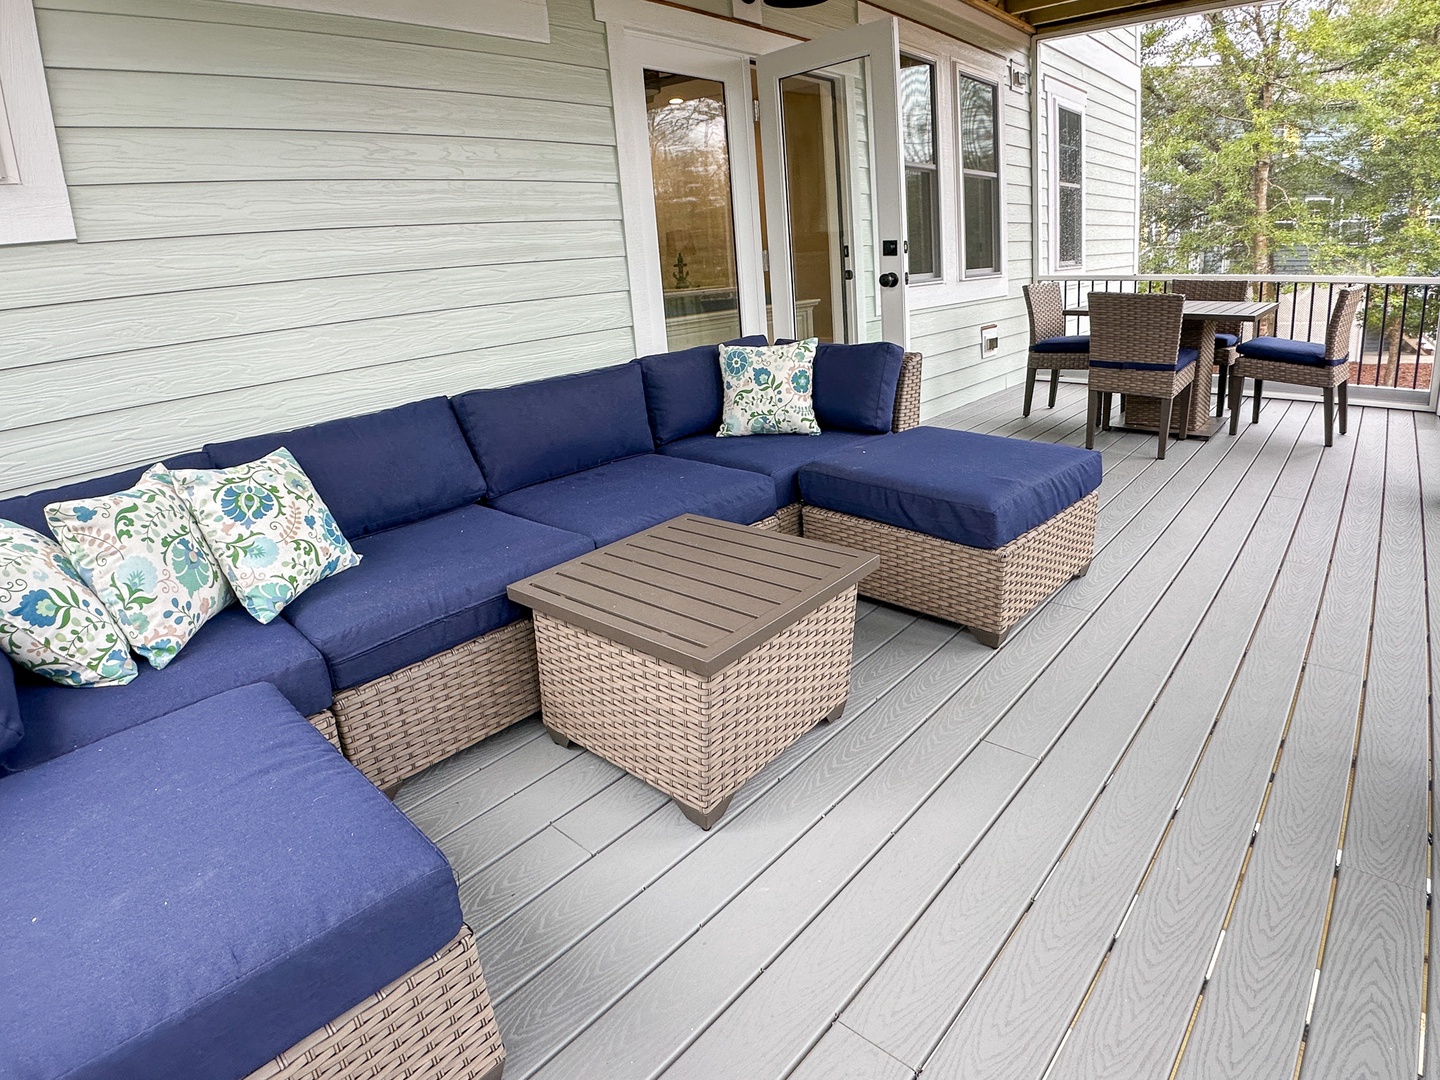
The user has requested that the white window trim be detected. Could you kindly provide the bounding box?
[1048,78,1086,273]
[239,0,550,41]
[862,10,1012,311]
[0,0,75,246]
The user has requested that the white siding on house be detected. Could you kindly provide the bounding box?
[1,0,628,497]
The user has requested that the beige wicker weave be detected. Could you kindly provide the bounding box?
[749,512,782,531]
[1170,278,1249,417]
[1085,292,1195,460]
[247,927,504,1080]
[893,352,923,431]
[1023,282,1089,416]
[305,709,340,749]
[331,618,540,792]
[531,588,856,828]
[1229,285,1364,447]
[801,493,1097,648]
[775,502,802,535]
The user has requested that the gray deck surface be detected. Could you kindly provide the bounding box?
[397,383,1436,1080]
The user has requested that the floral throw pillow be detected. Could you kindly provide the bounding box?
[173,448,361,624]
[46,465,233,671]
[0,520,138,686]
[718,338,822,437]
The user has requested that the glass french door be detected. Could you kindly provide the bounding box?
[756,19,909,346]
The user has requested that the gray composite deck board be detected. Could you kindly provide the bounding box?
[1418,415,1440,1079]
[389,383,1434,1080]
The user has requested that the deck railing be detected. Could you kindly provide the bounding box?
[1041,274,1440,406]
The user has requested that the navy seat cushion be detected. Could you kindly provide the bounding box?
[639,336,769,445]
[0,683,461,1080]
[1214,333,1240,349]
[5,607,332,772]
[0,659,19,757]
[282,505,593,690]
[205,398,485,539]
[1091,346,1200,373]
[1236,336,1336,366]
[798,426,1102,550]
[491,454,777,548]
[453,364,656,498]
[659,430,875,506]
[1031,335,1091,355]
[813,342,906,434]
[0,451,212,539]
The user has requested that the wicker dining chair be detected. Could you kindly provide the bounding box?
[1086,291,1196,460]
[1229,285,1364,447]
[1023,282,1090,416]
[1170,278,1249,417]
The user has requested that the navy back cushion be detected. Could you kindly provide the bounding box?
[0,451,214,539]
[0,658,20,758]
[639,335,770,445]
[813,342,905,434]
[452,363,657,498]
[205,398,486,539]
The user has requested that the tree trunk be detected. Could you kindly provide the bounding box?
[1381,312,1403,387]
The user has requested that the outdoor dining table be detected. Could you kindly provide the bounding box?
[1065,297,1278,438]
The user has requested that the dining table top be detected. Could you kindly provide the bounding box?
[1063,298,1278,322]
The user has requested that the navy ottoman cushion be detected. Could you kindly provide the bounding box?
[1236,336,1335,365]
[5,607,332,772]
[282,505,593,689]
[660,430,875,505]
[0,683,461,1080]
[453,363,656,498]
[0,451,213,539]
[1030,334,1091,354]
[639,336,769,445]
[799,427,1102,550]
[491,454,777,548]
[205,398,486,540]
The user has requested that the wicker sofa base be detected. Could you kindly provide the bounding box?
[306,709,340,748]
[332,619,541,792]
[247,926,504,1080]
[801,494,1097,647]
[775,502,802,535]
[532,588,857,828]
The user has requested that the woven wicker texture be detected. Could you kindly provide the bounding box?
[775,502,802,535]
[247,927,504,1080]
[306,709,340,748]
[1325,286,1365,359]
[1089,363,1196,399]
[1087,291,1186,368]
[749,513,781,531]
[1024,281,1068,344]
[1169,278,1247,338]
[801,494,1097,644]
[1233,355,1351,389]
[893,352,923,432]
[532,588,856,817]
[332,619,540,791]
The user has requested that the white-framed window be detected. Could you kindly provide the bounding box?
[958,72,1001,276]
[900,54,940,281]
[1049,85,1086,271]
[0,0,75,246]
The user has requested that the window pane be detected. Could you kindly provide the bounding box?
[1058,183,1082,266]
[899,57,935,167]
[963,174,997,273]
[1058,106,1083,185]
[906,167,938,277]
[959,76,996,174]
[646,70,741,348]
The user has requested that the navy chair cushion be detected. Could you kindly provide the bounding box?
[812,342,906,434]
[799,427,1102,550]
[1214,333,1240,349]
[1236,336,1336,366]
[0,659,19,757]
[1091,346,1200,373]
[5,607,332,772]
[452,363,657,499]
[0,683,461,1080]
[281,505,592,690]
[1031,335,1091,355]
[490,454,777,548]
[659,430,875,506]
[0,451,212,539]
[639,336,769,446]
[205,398,485,539]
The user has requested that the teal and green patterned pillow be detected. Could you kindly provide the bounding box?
[718,338,821,437]
[0,520,138,687]
[173,448,361,624]
[46,465,233,671]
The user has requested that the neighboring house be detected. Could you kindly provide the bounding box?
[0,0,1139,497]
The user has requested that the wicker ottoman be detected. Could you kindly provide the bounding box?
[507,515,877,828]
[798,427,1101,648]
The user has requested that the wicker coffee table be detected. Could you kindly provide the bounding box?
[507,515,877,829]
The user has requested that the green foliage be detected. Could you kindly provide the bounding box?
[1142,0,1440,276]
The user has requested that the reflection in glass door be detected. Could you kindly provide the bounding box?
[645,71,743,349]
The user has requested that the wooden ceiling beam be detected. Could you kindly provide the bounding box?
[1027,0,1258,33]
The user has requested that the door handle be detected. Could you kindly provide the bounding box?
[879,273,899,289]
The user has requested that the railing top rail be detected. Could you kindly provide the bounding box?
[1040,273,1440,287]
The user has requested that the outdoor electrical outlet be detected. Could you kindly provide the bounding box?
[981,324,1000,356]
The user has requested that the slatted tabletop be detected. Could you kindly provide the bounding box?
[1064,299,1277,322]
[507,515,878,677]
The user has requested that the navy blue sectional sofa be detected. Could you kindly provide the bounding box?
[0,340,919,1080]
